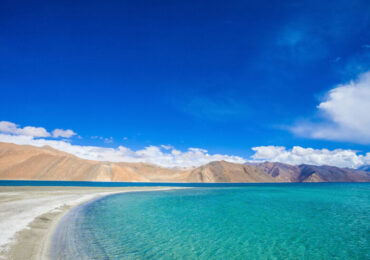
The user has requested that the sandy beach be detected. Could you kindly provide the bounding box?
[0,186,176,260]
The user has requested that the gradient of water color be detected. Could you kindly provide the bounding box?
[52,183,370,259]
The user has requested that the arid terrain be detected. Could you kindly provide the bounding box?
[0,142,369,183]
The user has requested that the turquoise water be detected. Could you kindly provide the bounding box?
[0,180,284,187]
[52,183,370,259]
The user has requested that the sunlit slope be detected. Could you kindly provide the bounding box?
[0,142,369,183]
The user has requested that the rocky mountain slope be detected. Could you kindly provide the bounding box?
[184,161,277,183]
[0,142,180,182]
[252,162,370,182]
[0,142,369,183]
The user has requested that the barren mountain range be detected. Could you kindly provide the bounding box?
[0,142,369,183]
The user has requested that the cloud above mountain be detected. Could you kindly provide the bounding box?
[0,125,246,168]
[0,121,51,137]
[291,71,370,144]
[251,146,370,169]
[0,121,77,139]
[52,129,77,138]
[1,121,369,168]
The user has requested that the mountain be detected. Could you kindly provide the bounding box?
[252,162,301,182]
[184,161,277,183]
[252,162,370,182]
[0,142,369,183]
[0,142,180,182]
[298,164,370,182]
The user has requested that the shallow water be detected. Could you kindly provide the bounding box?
[52,183,370,259]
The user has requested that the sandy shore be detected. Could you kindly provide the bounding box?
[0,186,177,260]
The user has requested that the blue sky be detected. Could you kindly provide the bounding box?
[1,0,370,167]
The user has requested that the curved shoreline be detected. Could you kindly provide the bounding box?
[0,186,181,260]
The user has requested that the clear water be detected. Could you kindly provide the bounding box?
[52,183,370,259]
[0,180,290,187]
[0,180,285,187]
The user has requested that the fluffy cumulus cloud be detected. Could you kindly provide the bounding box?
[1,121,369,168]
[52,129,77,138]
[0,121,77,139]
[0,133,246,168]
[0,121,50,137]
[291,71,370,144]
[251,146,370,168]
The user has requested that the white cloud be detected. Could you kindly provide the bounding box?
[251,146,370,168]
[161,145,173,150]
[0,121,50,137]
[0,133,246,168]
[2,121,369,169]
[0,121,78,139]
[52,129,77,138]
[291,71,370,144]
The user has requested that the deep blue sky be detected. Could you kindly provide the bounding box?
[1,0,369,157]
